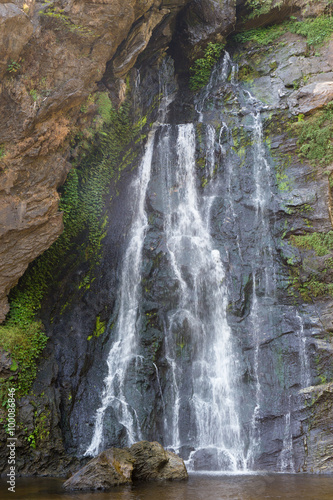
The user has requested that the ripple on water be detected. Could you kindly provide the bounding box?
[1,474,333,500]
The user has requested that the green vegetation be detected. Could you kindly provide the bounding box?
[291,102,333,166]
[287,231,333,300]
[289,271,333,301]
[39,4,94,36]
[277,101,333,302]
[234,24,286,46]
[233,15,333,47]
[29,89,39,102]
[190,42,225,91]
[0,90,146,400]
[25,410,50,448]
[276,171,290,192]
[288,14,333,46]
[0,144,5,159]
[291,231,333,257]
[244,0,283,19]
[0,323,48,398]
[88,315,106,341]
[7,59,21,73]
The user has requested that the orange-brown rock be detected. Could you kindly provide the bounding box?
[0,0,190,322]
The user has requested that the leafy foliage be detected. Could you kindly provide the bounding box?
[189,42,225,91]
[0,323,48,398]
[233,15,333,46]
[244,0,283,19]
[288,15,333,45]
[291,231,333,256]
[233,24,287,46]
[292,101,333,166]
[7,59,21,73]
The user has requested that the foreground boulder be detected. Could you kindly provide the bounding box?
[62,448,135,491]
[63,441,188,490]
[130,441,188,481]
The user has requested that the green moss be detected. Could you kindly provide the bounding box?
[238,64,259,82]
[276,171,290,192]
[0,323,48,398]
[288,231,333,300]
[94,316,106,338]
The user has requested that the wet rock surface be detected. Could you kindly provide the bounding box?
[63,448,135,490]
[63,441,187,490]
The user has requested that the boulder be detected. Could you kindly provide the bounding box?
[130,441,168,481]
[63,448,135,490]
[157,450,189,480]
[63,441,188,490]
[130,440,187,481]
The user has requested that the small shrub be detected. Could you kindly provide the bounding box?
[189,42,225,91]
[7,59,21,73]
[244,0,283,19]
[29,89,39,102]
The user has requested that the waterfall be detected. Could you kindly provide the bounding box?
[296,311,311,388]
[244,100,277,467]
[160,123,245,471]
[278,396,295,472]
[84,129,156,456]
[85,50,313,472]
[85,65,245,468]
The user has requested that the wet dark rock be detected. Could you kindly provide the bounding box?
[0,349,16,380]
[191,448,232,471]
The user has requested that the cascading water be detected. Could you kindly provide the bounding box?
[84,128,156,456]
[85,59,245,469]
[160,123,245,471]
[85,51,314,472]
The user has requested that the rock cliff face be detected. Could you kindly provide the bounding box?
[0,0,192,322]
[1,0,333,478]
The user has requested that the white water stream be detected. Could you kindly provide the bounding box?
[85,52,312,473]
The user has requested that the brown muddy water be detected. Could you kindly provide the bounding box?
[1,473,333,499]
